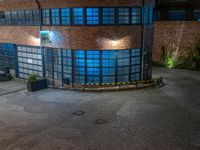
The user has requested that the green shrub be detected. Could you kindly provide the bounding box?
[28,74,38,83]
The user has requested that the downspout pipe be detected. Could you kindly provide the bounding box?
[141,0,145,81]
[35,0,45,77]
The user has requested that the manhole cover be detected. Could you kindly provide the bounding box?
[73,111,85,116]
[95,119,108,125]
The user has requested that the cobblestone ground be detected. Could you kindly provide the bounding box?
[0,67,199,150]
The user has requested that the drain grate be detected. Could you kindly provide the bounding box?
[73,111,85,116]
[95,119,108,125]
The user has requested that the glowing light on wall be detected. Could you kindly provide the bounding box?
[98,36,131,49]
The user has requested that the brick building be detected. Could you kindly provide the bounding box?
[0,0,153,88]
[153,0,200,64]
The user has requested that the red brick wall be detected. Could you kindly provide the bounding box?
[153,21,200,62]
[0,26,145,50]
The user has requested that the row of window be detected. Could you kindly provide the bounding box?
[0,6,153,26]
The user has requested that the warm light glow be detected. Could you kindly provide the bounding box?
[29,35,40,45]
[98,36,131,49]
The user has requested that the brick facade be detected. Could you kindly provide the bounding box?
[0,0,153,50]
[153,21,200,63]
[0,26,144,50]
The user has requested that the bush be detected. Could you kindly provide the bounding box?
[28,74,37,83]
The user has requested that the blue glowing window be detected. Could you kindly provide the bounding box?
[132,8,141,24]
[102,8,115,25]
[86,8,99,25]
[42,9,50,25]
[73,8,84,25]
[51,8,60,25]
[75,50,84,58]
[117,8,130,24]
[87,50,100,59]
[61,8,71,25]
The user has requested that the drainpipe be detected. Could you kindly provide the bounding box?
[35,0,45,77]
[141,0,145,81]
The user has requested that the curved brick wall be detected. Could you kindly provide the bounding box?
[0,0,153,50]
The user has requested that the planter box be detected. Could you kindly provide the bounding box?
[27,79,48,92]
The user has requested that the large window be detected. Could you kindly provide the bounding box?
[61,8,71,25]
[86,51,100,83]
[117,8,130,24]
[102,8,115,25]
[73,8,84,25]
[86,8,99,25]
[42,9,50,25]
[74,50,85,83]
[51,8,60,25]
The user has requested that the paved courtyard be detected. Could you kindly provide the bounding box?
[0,67,200,150]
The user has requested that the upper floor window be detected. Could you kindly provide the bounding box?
[117,8,130,24]
[169,10,187,21]
[18,10,25,25]
[51,8,60,25]
[86,8,99,25]
[32,10,39,25]
[11,11,18,25]
[132,7,141,24]
[42,9,50,25]
[25,10,33,25]
[73,8,84,25]
[5,11,11,25]
[61,8,71,25]
[102,8,115,25]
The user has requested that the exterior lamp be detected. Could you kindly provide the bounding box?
[40,31,51,44]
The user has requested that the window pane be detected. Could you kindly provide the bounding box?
[102,8,115,25]
[86,8,99,25]
[11,11,18,25]
[118,8,130,24]
[73,8,84,25]
[42,9,50,25]
[132,7,141,24]
[61,8,71,25]
[18,10,26,25]
[25,10,33,25]
[51,8,60,25]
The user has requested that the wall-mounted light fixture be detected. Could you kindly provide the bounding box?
[40,31,51,44]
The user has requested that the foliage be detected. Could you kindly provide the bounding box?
[28,74,38,83]
[165,48,184,69]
